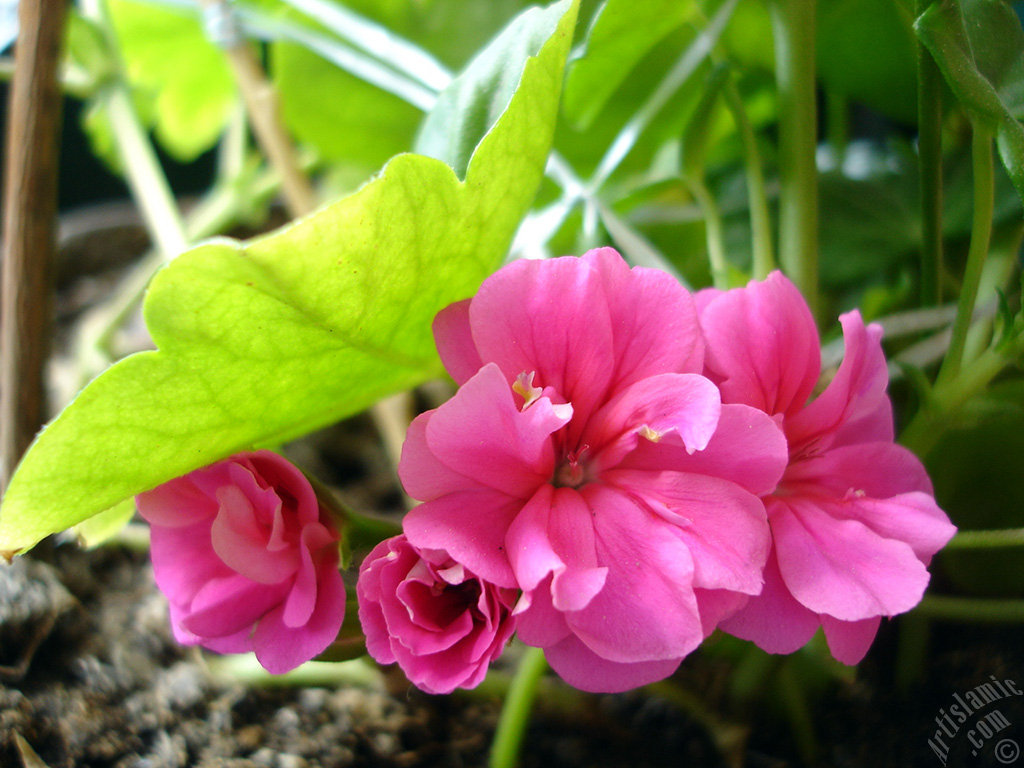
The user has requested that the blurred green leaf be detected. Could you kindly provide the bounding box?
[916,0,1024,204]
[71,498,136,549]
[106,0,237,161]
[817,0,917,123]
[415,0,575,178]
[0,0,579,554]
[563,0,695,129]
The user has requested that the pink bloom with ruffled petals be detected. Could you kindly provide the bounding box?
[398,249,788,692]
[698,272,956,663]
[136,450,346,674]
[357,535,518,694]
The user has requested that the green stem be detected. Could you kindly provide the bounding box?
[917,0,944,307]
[489,646,548,768]
[944,527,1024,549]
[768,0,819,317]
[916,596,1024,623]
[688,177,729,289]
[723,78,775,279]
[936,122,995,387]
[80,0,189,258]
[899,344,1008,457]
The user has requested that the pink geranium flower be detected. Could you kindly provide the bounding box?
[698,272,957,663]
[357,535,518,694]
[136,450,346,674]
[398,249,788,692]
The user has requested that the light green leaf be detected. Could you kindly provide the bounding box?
[0,0,579,555]
[563,0,695,129]
[71,498,137,549]
[106,0,236,161]
[916,0,1024,204]
[414,0,577,179]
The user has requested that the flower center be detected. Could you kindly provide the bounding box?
[554,445,591,488]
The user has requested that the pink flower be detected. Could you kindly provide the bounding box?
[357,535,518,694]
[136,450,346,674]
[398,249,788,692]
[698,272,957,663]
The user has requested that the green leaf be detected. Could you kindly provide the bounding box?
[916,0,1024,204]
[107,0,237,161]
[816,0,917,124]
[274,40,422,173]
[563,0,695,129]
[0,0,580,554]
[680,63,731,179]
[71,498,137,549]
[414,0,577,179]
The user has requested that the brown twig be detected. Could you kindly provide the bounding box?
[1,1,67,490]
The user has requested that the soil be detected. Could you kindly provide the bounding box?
[1,208,1022,768]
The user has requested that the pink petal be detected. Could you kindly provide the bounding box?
[243,451,321,527]
[399,412,488,501]
[786,312,891,453]
[585,374,721,469]
[693,588,751,637]
[136,477,219,527]
[468,255,617,430]
[718,548,821,654]
[433,299,483,385]
[772,497,931,620]
[582,247,705,384]
[423,363,569,499]
[148,520,227,602]
[821,491,956,564]
[567,485,703,663]
[821,615,881,665]
[182,575,287,637]
[514,575,573,648]
[699,271,821,417]
[402,489,524,589]
[542,633,682,693]
[505,485,607,612]
[210,486,299,585]
[604,471,770,595]
[784,441,934,499]
[252,559,347,674]
[618,404,788,498]
[281,524,337,628]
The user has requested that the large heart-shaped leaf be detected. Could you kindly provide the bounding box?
[0,0,579,554]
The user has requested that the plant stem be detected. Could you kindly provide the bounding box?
[0,0,66,488]
[768,0,819,317]
[943,527,1024,549]
[917,0,944,307]
[722,77,775,279]
[489,646,548,768]
[936,122,994,387]
[688,177,729,288]
[916,595,1024,623]
[825,89,848,163]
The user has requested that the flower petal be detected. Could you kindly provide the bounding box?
[718,548,821,654]
[699,271,821,417]
[433,298,483,385]
[542,633,682,693]
[821,615,881,665]
[772,497,931,620]
[784,441,934,499]
[566,485,702,663]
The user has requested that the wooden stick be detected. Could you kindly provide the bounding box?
[1,1,67,490]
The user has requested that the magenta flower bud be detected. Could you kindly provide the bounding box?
[136,450,346,674]
[357,535,518,694]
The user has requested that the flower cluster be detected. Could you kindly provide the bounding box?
[138,249,954,692]
[358,249,955,693]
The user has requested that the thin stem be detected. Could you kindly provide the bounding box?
[916,595,1024,623]
[936,122,995,387]
[722,77,775,279]
[768,0,819,317]
[944,527,1024,549]
[688,177,729,288]
[917,0,944,307]
[489,646,548,768]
